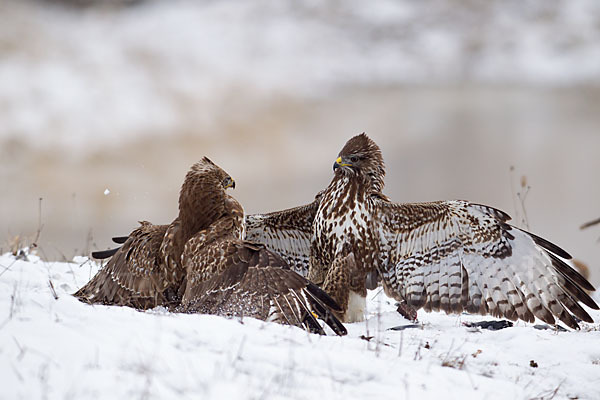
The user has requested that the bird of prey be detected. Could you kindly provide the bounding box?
[245,134,598,328]
[76,158,346,335]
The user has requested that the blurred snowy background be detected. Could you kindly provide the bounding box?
[1,0,600,284]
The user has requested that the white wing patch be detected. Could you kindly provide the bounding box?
[377,200,598,329]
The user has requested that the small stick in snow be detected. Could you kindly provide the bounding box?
[48,279,59,300]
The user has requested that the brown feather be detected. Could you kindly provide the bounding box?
[180,231,346,335]
[74,222,169,309]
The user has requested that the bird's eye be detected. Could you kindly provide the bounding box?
[222,177,235,189]
[350,156,358,162]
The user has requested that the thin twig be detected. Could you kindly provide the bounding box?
[10,283,19,319]
[529,379,564,400]
[509,166,520,226]
[48,279,59,300]
[413,341,422,361]
[0,259,18,279]
[397,330,403,358]
[375,294,381,357]
[517,177,531,230]
[32,197,44,246]
[580,217,600,230]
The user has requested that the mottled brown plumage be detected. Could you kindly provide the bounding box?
[75,221,170,308]
[76,158,346,335]
[246,133,598,328]
[75,157,234,308]
[178,190,345,335]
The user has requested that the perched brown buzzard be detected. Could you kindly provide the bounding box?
[246,134,598,328]
[76,158,346,335]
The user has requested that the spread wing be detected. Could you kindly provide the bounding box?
[376,200,598,329]
[179,238,346,336]
[74,221,170,309]
[244,198,320,277]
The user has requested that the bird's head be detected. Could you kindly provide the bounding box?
[178,157,237,230]
[333,133,385,190]
[185,157,235,193]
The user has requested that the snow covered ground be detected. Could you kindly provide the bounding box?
[2,251,599,400]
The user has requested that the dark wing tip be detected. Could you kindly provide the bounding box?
[307,299,347,336]
[306,282,342,312]
[302,311,327,335]
[112,236,129,244]
[302,283,347,336]
[547,252,596,294]
[558,313,581,330]
[91,247,120,259]
[324,311,348,336]
[520,229,572,259]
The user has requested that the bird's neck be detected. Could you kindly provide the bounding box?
[178,189,223,240]
[179,218,205,244]
[320,174,371,217]
[181,194,244,241]
[329,170,383,198]
[225,195,246,240]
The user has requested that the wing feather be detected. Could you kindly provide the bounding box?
[91,247,120,260]
[244,198,320,277]
[74,221,169,309]
[179,237,347,336]
[377,200,598,329]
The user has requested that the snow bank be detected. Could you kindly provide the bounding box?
[1,252,599,399]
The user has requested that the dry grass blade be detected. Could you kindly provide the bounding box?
[48,279,59,300]
[529,381,563,400]
[580,217,600,230]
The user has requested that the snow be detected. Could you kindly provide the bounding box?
[2,252,599,399]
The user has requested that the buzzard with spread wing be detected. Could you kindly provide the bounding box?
[76,158,346,335]
[246,134,598,328]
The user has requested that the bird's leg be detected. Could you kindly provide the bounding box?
[347,262,369,322]
[396,300,418,322]
[322,258,350,321]
[382,279,418,321]
[346,289,367,323]
[322,253,365,323]
[365,269,380,290]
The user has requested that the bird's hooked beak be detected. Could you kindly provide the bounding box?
[224,177,236,189]
[333,156,352,171]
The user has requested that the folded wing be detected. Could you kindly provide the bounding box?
[179,238,347,336]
